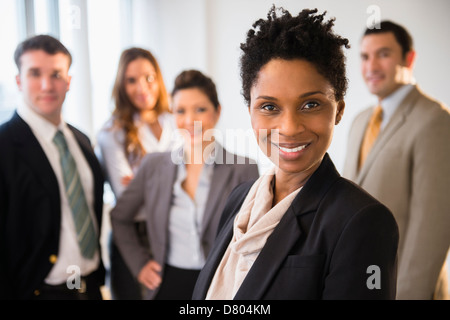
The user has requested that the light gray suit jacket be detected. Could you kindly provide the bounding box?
[110,146,259,299]
[343,85,450,299]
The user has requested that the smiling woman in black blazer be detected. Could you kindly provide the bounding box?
[192,7,399,300]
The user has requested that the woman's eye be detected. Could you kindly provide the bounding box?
[196,107,207,113]
[147,75,156,83]
[261,104,276,111]
[303,101,319,109]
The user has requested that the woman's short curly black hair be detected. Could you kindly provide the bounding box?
[240,6,350,105]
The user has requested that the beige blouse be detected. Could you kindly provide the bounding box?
[206,167,302,299]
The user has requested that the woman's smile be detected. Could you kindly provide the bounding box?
[276,142,310,158]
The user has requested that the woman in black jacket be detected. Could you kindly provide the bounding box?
[192,6,399,300]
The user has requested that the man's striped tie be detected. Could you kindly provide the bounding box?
[53,130,97,259]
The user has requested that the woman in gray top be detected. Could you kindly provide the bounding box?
[110,69,260,300]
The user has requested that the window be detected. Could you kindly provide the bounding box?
[34,0,60,38]
[0,0,22,123]
[86,0,124,138]
[0,0,62,124]
[0,0,129,138]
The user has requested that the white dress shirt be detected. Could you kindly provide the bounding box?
[17,103,99,285]
[97,112,179,199]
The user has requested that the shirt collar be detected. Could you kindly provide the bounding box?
[173,141,221,167]
[380,84,414,128]
[17,101,66,143]
[173,142,218,186]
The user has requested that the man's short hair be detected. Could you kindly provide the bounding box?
[364,21,413,58]
[14,34,72,72]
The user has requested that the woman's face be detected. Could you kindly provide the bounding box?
[124,57,160,111]
[249,58,345,177]
[172,87,220,147]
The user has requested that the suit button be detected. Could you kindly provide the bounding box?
[34,289,40,296]
[49,254,57,264]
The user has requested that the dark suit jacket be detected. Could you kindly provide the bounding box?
[192,153,399,300]
[0,112,105,300]
[110,146,260,300]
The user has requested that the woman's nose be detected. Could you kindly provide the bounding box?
[136,78,149,93]
[279,111,305,137]
[186,111,200,126]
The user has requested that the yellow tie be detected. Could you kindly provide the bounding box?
[359,105,383,169]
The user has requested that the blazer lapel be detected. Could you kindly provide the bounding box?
[201,147,233,235]
[344,109,372,180]
[235,153,340,299]
[10,113,60,210]
[156,153,178,250]
[69,125,104,220]
[233,206,302,299]
[193,185,249,299]
[357,86,420,184]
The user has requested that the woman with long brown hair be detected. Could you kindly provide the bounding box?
[97,47,179,300]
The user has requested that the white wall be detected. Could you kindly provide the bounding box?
[135,0,450,173]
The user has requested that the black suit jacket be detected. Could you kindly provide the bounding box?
[0,112,105,299]
[192,154,399,300]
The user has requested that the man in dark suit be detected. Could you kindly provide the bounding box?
[0,35,105,300]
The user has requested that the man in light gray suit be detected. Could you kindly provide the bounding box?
[343,21,450,299]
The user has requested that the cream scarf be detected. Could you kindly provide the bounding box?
[206,167,302,299]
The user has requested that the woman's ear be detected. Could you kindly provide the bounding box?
[335,100,345,125]
[214,104,222,125]
[216,104,222,117]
